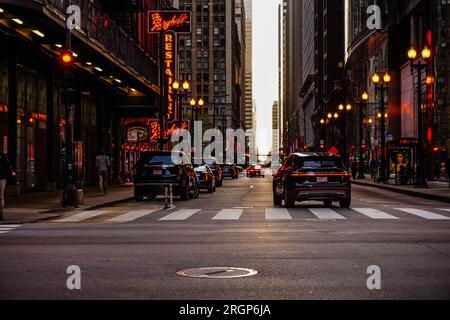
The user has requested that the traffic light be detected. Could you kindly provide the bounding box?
[60,51,74,67]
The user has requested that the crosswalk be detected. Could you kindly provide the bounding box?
[0,225,21,236]
[47,207,450,224]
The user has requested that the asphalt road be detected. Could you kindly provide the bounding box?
[1,172,450,300]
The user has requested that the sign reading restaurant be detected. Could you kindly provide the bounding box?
[148,11,192,34]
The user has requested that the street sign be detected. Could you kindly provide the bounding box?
[148,11,192,33]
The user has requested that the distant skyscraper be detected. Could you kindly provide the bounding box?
[244,0,253,130]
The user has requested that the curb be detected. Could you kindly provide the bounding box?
[0,213,65,225]
[85,197,135,211]
[353,180,450,204]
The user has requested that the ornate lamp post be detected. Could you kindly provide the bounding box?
[172,80,190,127]
[357,92,369,179]
[408,46,431,188]
[371,72,391,183]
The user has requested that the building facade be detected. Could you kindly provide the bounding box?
[0,0,166,193]
[177,0,244,131]
[344,0,450,179]
[244,0,253,131]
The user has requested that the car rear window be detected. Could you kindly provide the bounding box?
[295,158,343,169]
[139,154,174,166]
[194,166,207,173]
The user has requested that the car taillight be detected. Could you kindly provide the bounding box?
[204,173,209,181]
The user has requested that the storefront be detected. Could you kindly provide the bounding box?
[387,138,419,184]
[119,118,188,183]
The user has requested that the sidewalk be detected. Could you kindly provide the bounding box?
[1,184,134,224]
[353,177,450,203]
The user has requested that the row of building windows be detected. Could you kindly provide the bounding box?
[180,39,226,47]
[179,50,226,59]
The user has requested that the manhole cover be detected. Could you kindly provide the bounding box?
[176,267,258,279]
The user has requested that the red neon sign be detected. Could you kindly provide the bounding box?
[165,32,176,121]
[148,11,191,33]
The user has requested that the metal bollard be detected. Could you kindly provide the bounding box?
[169,184,174,208]
[164,186,169,208]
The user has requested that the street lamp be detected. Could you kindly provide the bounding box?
[408,45,432,188]
[357,92,369,179]
[371,71,391,184]
[172,80,190,127]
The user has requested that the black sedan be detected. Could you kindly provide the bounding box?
[273,153,351,208]
[194,165,216,193]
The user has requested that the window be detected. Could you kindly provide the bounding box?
[186,39,192,47]
[196,27,202,35]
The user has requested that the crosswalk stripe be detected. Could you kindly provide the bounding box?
[308,208,346,220]
[107,209,162,223]
[0,225,21,228]
[159,209,202,221]
[56,210,110,223]
[212,209,243,220]
[265,208,292,220]
[438,209,450,213]
[352,208,399,220]
[0,231,11,234]
[394,208,450,220]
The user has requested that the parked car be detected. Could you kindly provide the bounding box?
[273,153,351,208]
[134,151,199,201]
[195,157,223,187]
[194,164,216,193]
[236,166,244,173]
[247,165,265,177]
[220,164,239,179]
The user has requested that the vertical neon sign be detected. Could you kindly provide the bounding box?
[164,31,176,122]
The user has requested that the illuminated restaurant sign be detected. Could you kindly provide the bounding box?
[149,121,189,141]
[148,11,191,33]
[164,31,176,121]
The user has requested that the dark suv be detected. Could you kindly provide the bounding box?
[134,151,199,201]
[220,164,239,179]
[273,153,351,208]
[197,157,223,187]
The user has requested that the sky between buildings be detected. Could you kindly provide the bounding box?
[253,0,280,155]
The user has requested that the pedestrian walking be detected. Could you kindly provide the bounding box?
[445,158,450,188]
[0,152,16,221]
[96,149,111,195]
[351,160,358,180]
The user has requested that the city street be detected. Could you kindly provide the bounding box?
[1,172,450,300]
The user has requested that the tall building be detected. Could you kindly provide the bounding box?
[281,0,345,154]
[244,0,253,130]
[283,0,304,155]
[177,0,244,131]
[272,101,279,154]
[235,0,247,129]
[278,1,286,155]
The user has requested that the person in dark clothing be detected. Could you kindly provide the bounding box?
[351,160,358,180]
[0,152,16,221]
[445,158,450,188]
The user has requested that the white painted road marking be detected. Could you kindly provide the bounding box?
[159,209,202,221]
[212,209,243,220]
[0,225,21,235]
[56,210,110,223]
[352,208,399,220]
[308,208,346,220]
[394,208,450,220]
[107,209,162,223]
[265,208,292,220]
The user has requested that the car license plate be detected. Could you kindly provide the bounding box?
[153,170,163,176]
[317,177,328,183]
